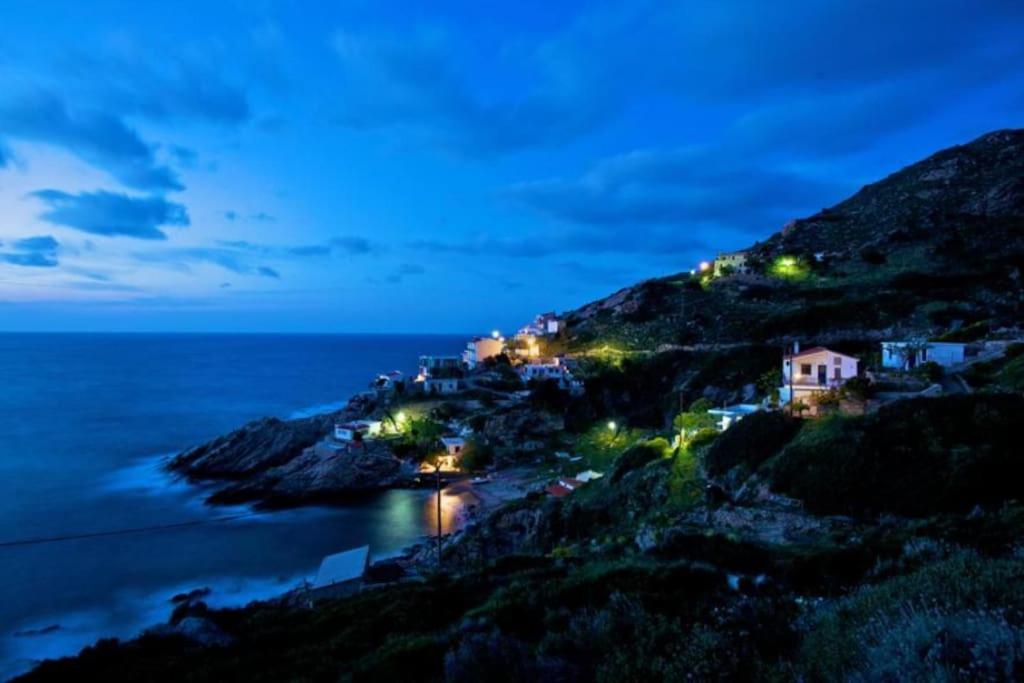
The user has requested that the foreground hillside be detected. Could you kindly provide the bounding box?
[17,130,1024,682]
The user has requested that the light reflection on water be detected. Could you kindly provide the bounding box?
[422,487,480,535]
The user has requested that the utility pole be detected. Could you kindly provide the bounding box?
[787,341,795,416]
[435,464,442,570]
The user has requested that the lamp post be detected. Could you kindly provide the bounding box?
[435,464,443,570]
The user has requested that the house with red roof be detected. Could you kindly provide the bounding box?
[779,343,859,413]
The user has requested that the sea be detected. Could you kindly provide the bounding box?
[0,333,468,679]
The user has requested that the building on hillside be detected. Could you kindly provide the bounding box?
[462,336,505,368]
[707,403,762,431]
[518,358,583,393]
[334,420,382,442]
[418,355,463,375]
[441,436,465,457]
[575,470,604,482]
[511,332,541,359]
[519,312,562,337]
[309,545,369,600]
[422,377,461,395]
[545,483,572,498]
[713,250,749,277]
[779,344,859,412]
[881,341,966,370]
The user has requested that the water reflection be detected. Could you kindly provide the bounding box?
[422,486,479,535]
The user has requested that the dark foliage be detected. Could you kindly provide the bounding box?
[765,394,1024,517]
[702,412,801,478]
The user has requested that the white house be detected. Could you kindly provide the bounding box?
[423,377,460,395]
[707,404,762,431]
[334,420,382,442]
[714,251,749,277]
[881,341,966,370]
[779,345,859,409]
[462,336,505,368]
[519,359,569,382]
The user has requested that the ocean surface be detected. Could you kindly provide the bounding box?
[0,333,468,679]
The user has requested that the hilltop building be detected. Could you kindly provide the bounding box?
[713,251,749,277]
[334,420,382,442]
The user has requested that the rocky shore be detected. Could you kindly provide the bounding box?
[166,393,415,507]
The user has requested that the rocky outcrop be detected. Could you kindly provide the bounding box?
[167,393,413,507]
[207,439,415,507]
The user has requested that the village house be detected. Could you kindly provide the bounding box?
[418,355,463,375]
[518,312,562,337]
[881,341,966,370]
[518,358,583,394]
[370,370,403,392]
[779,344,859,411]
[462,335,505,368]
[422,377,461,395]
[510,332,541,359]
[713,250,749,277]
[334,419,382,442]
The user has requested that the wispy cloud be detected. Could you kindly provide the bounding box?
[132,247,281,278]
[0,234,60,267]
[31,189,189,240]
[0,92,182,191]
[385,262,424,283]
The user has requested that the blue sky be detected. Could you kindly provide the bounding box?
[0,1,1022,333]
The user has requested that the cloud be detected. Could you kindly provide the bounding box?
[61,47,250,125]
[330,27,609,157]
[385,262,425,284]
[133,247,280,278]
[329,236,377,255]
[0,234,60,267]
[327,3,1024,159]
[0,92,182,191]
[250,212,275,222]
[0,140,11,167]
[507,147,849,233]
[31,189,189,240]
[410,230,709,260]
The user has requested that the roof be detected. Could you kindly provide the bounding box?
[784,346,858,361]
[707,404,762,417]
[441,436,465,447]
[560,478,585,489]
[545,484,572,498]
[313,545,369,588]
[337,420,378,430]
[576,470,604,482]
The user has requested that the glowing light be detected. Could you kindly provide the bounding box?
[780,257,796,267]
[699,261,711,272]
[689,269,696,275]
[491,329,501,339]
[396,411,407,422]
[607,420,617,431]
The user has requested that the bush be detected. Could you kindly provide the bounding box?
[460,438,494,471]
[702,411,801,478]
[764,394,1024,516]
[610,441,666,483]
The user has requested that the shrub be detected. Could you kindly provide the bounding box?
[701,411,801,478]
[610,441,666,483]
[764,394,1024,516]
[460,438,494,471]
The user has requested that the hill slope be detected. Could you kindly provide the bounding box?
[564,129,1024,351]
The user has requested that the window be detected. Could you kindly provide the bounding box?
[800,363,812,375]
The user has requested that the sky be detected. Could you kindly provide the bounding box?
[0,1,1022,333]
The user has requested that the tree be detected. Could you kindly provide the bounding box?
[895,338,930,371]
[459,438,494,471]
[673,399,716,443]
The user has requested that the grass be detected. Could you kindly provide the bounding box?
[571,424,650,471]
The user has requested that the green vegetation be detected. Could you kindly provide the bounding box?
[767,255,811,280]
[765,394,1024,517]
[701,411,800,478]
[571,423,648,471]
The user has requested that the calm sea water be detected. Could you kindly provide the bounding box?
[0,333,466,679]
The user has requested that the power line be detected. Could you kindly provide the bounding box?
[0,510,270,549]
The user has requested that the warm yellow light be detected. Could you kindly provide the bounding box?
[396,411,407,422]
[607,420,617,431]
[780,257,796,267]
[699,261,711,272]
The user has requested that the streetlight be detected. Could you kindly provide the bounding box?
[491,329,501,339]
[607,420,617,432]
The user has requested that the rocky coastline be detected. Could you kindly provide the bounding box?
[166,392,417,508]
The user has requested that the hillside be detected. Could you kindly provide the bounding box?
[564,129,1024,351]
